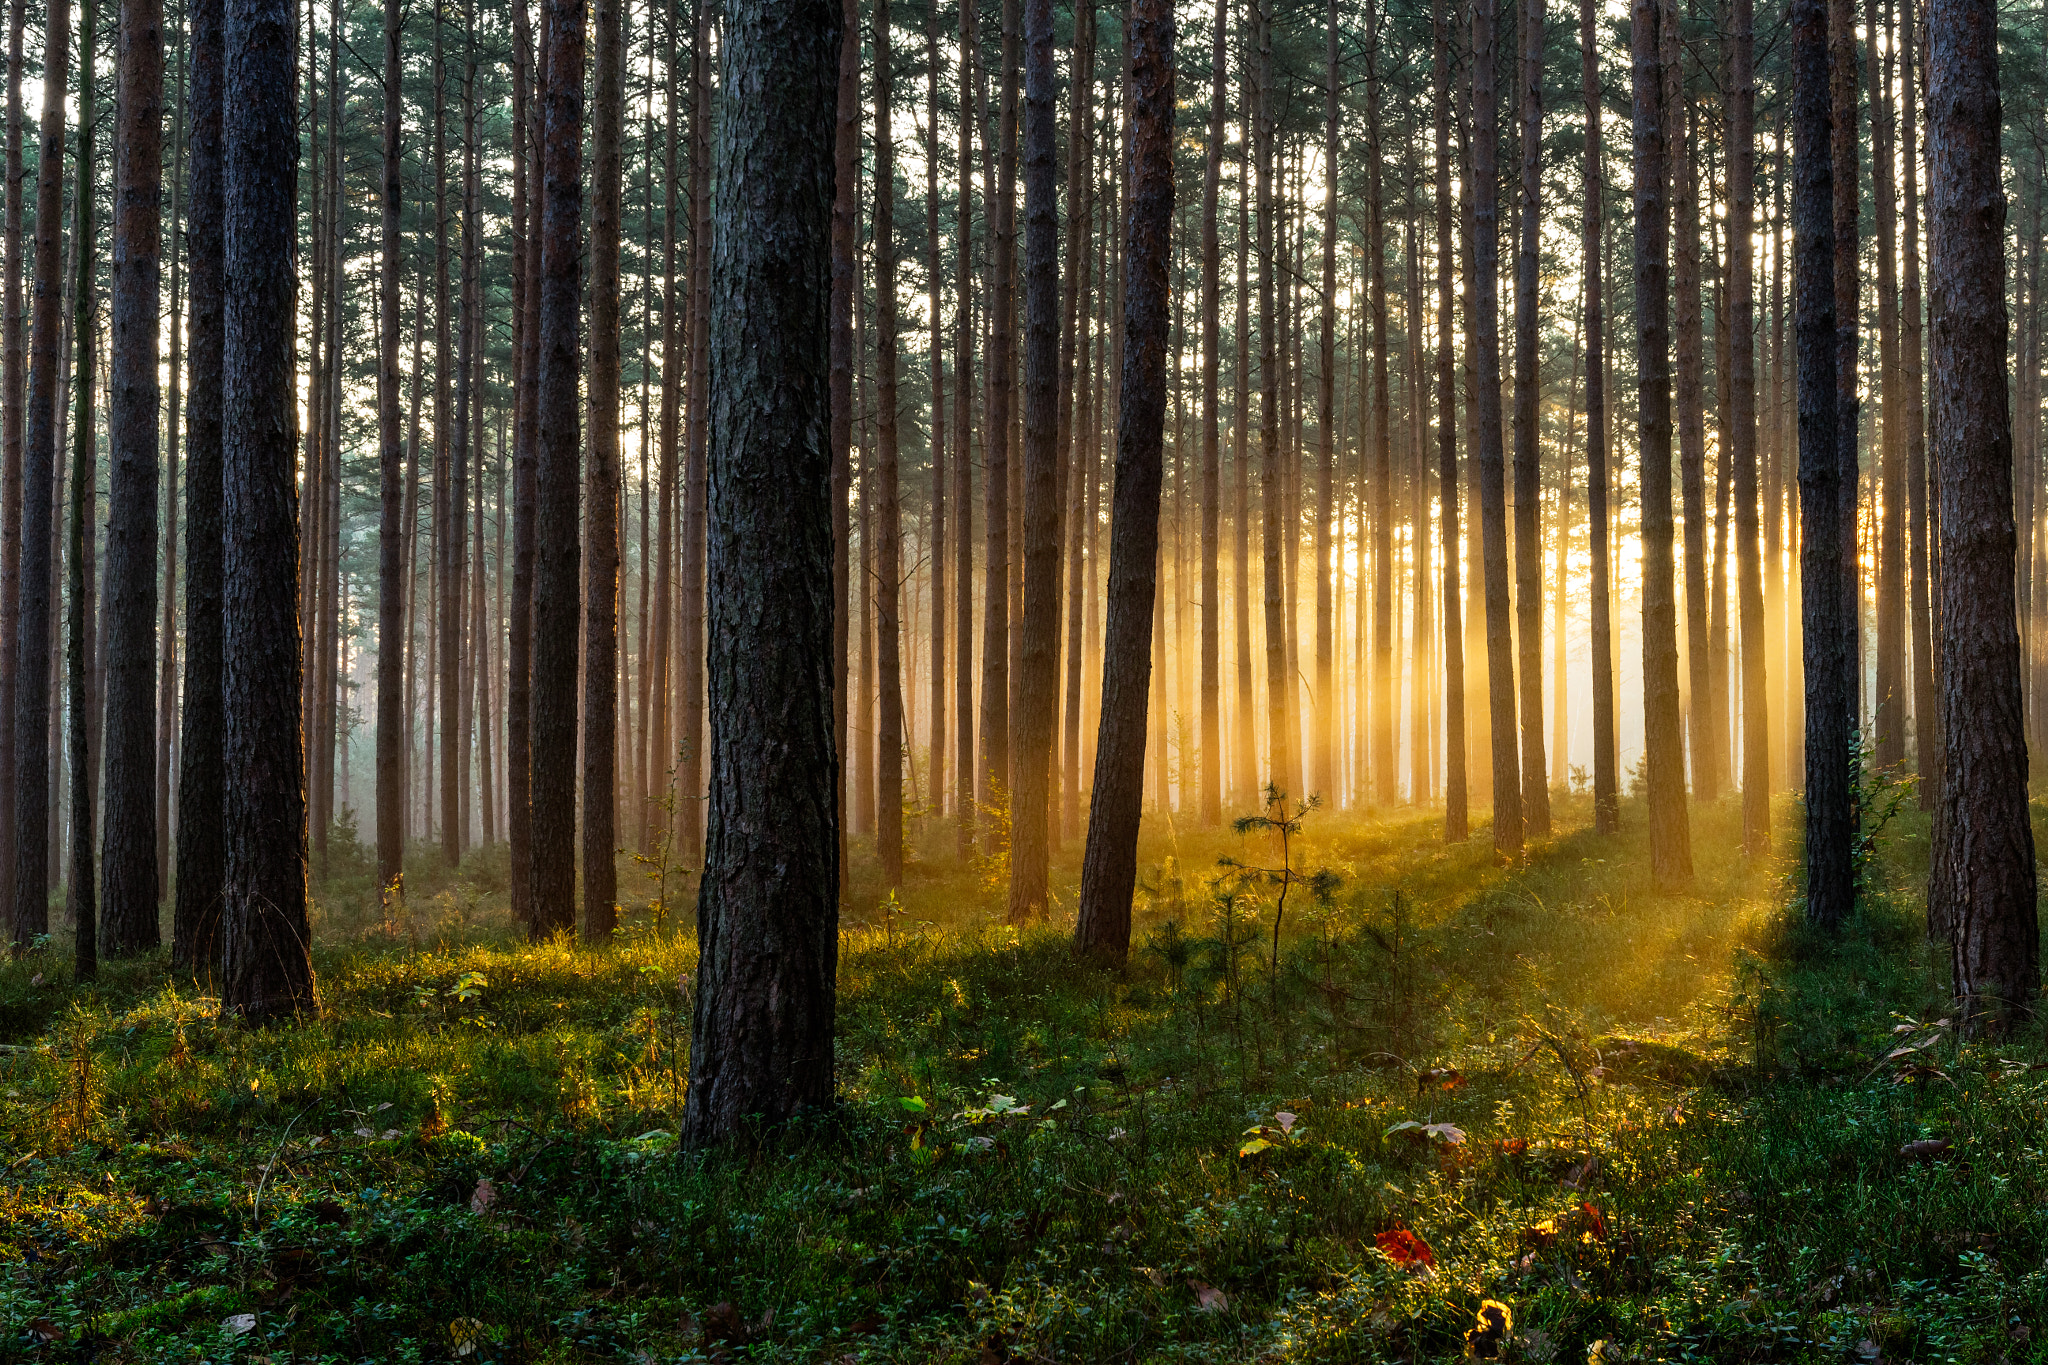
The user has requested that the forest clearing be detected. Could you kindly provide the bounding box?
[6,796,2046,1362]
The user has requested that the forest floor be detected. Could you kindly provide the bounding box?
[4,785,2048,1363]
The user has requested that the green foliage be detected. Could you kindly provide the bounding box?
[4,793,2044,1361]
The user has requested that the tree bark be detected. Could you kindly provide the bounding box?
[1313,0,1337,806]
[1668,7,1715,805]
[1901,6,1933,805]
[65,0,97,979]
[1435,0,1467,840]
[0,0,25,939]
[1474,0,1522,854]
[1632,0,1690,884]
[529,0,585,938]
[1511,0,1549,833]
[1198,0,1224,826]
[1255,0,1292,799]
[952,0,976,855]
[1730,0,1767,853]
[1869,0,1904,769]
[827,0,854,886]
[1830,0,1860,733]
[1794,0,1851,927]
[582,0,621,937]
[13,0,66,948]
[1925,0,2037,1029]
[507,0,539,925]
[221,0,314,1019]
[683,0,840,1146]
[1007,0,1058,919]
[1073,0,1171,968]
[377,0,407,895]
[1580,0,1616,833]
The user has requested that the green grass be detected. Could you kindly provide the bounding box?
[4,790,2047,1362]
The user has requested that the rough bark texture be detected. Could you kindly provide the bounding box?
[1829,0,1859,728]
[220,0,314,1020]
[1007,0,1058,920]
[1901,10,1933,806]
[1255,0,1291,798]
[100,0,163,952]
[1073,0,1171,967]
[1794,0,1852,928]
[583,0,621,938]
[684,0,840,1146]
[1729,0,1767,853]
[172,0,219,969]
[1869,0,1903,770]
[1198,0,1223,827]
[1926,0,2037,1029]
[1669,6,1714,805]
[66,0,97,979]
[507,0,538,924]
[1511,0,1549,834]
[828,0,855,884]
[1631,0,1691,885]
[0,0,23,941]
[1314,0,1337,805]
[1473,0,1522,854]
[1435,0,1467,841]
[530,0,584,939]
[952,0,975,856]
[978,0,1016,820]
[875,0,906,892]
[1580,0,1616,834]
[376,0,406,894]
[12,0,66,946]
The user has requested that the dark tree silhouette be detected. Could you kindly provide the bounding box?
[584,0,622,938]
[1729,0,1768,854]
[1580,0,1616,834]
[220,0,314,1019]
[1434,0,1466,841]
[1511,0,1548,836]
[1926,0,2037,1028]
[376,0,406,896]
[683,0,841,1146]
[1073,0,1172,968]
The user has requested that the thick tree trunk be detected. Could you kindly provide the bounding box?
[827,0,855,884]
[1730,0,1767,853]
[683,0,841,1146]
[583,0,621,937]
[1632,0,1691,884]
[1511,0,1549,833]
[1473,0,1522,854]
[1580,0,1615,834]
[1435,0,1467,840]
[100,0,163,952]
[979,0,1017,820]
[529,0,585,938]
[1794,0,1852,927]
[1926,0,2037,1029]
[1007,0,1058,920]
[13,0,66,948]
[1830,0,1860,731]
[1073,0,1171,967]
[221,0,314,1019]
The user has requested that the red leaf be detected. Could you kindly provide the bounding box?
[1579,1201,1607,1241]
[1374,1225,1436,1269]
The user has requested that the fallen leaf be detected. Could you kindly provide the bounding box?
[222,1313,258,1336]
[1138,1266,1166,1287]
[1900,1138,1952,1161]
[27,1320,61,1343]
[1274,1110,1298,1133]
[448,1317,489,1357]
[470,1178,497,1215]
[1856,1340,1882,1362]
[1579,1201,1608,1241]
[1188,1279,1228,1312]
[1374,1225,1436,1269]
[703,1301,746,1344]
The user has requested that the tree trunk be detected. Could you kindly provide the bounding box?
[828,0,855,885]
[873,0,907,892]
[1869,0,1904,770]
[530,0,585,938]
[1580,0,1615,834]
[507,0,538,925]
[1925,0,2037,1028]
[100,0,163,952]
[377,0,408,896]
[12,0,66,948]
[582,0,621,937]
[221,0,314,1018]
[1632,0,1691,884]
[1073,0,1171,967]
[979,0,1017,823]
[952,0,976,855]
[1901,7,1932,805]
[1198,0,1224,827]
[1473,0,1522,853]
[1794,0,1852,927]
[1729,0,1767,852]
[684,0,841,1146]
[66,0,97,978]
[1060,0,1096,841]
[1830,0,1860,733]
[678,0,711,864]
[1434,0,1467,840]
[1511,0,1550,833]
[1255,0,1291,800]
[0,0,25,940]
[1312,0,1337,806]
[1668,11,1715,806]
[1007,0,1057,920]
[926,1,948,846]
[155,22,185,900]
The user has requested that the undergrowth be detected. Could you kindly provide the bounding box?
[3,793,2046,1362]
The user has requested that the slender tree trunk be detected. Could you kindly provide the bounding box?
[1831,0,1860,733]
[1007,0,1058,919]
[1074,0,1171,966]
[1473,0,1522,853]
[1668,11,1715,804]
[1795,0,1851,926]
[1511,0,1549,832]
[678,0,710,862]
[1434,0,1467,840]
[66,0,98,978]
[1926,0,2037,1028]
[1633,0,1691,884]
[926,0,948,843]
[874,0,908,892]
[1580,0,1615,834]
[581,0,621,937]
[1869,0,1904,769]
[1060,0,1096,840]
[13,0,67,948]
[1312,0,1337,805]
[155,23,185,900]
[1902,9,1932,804]
[953,0,976,855]
[0,0,25,939]
[172,0,218,967]
[1255,0,1291,798]
[1198,0,1224,826]
[530,0,586,937]
[978,0,1016,825]
[221,0,314,1017]
[506,0,536,923]
[684,0,841,1146]
[100,0,165,953]
[1728,0,1766,851]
